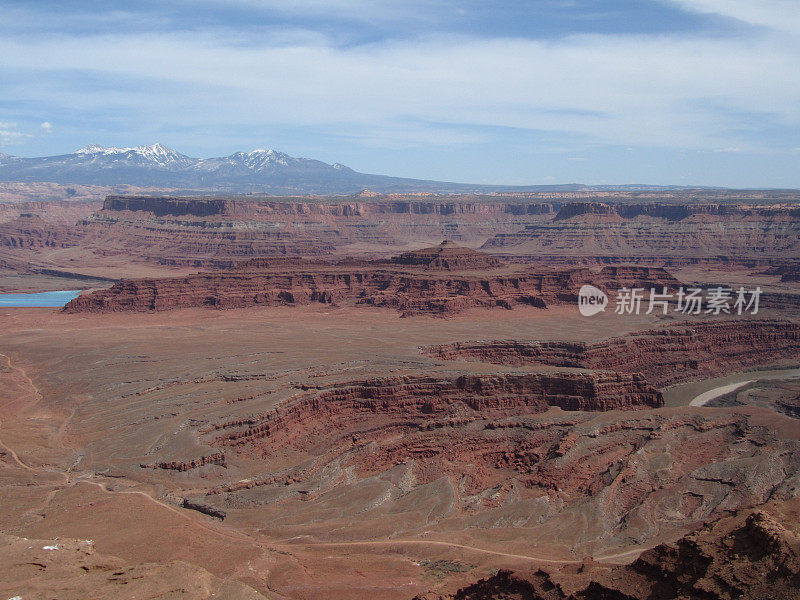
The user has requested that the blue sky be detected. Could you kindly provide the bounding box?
[1,0,799,187]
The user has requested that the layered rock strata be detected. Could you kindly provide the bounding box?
[422,319,800,387]
[74,196,557,261]
[392,240,504,270]
[0,213,79,249]
[195,406,799,556]
[202,372,662,456]
[8,195,799,266]
[482,202,800,261]
[62,269,565,314]
[62,245,678,315]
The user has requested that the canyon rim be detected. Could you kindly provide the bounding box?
[2,2,800,599]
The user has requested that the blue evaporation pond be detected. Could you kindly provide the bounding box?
[0,290,81,307]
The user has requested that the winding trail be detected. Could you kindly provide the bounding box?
[275,538,581,564]
[274,538,645,564]
[0,436,35,473]
[0,352,41,414]
[0,352,45,473]
[0,350,647,580]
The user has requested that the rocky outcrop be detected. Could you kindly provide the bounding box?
[102,195,235,217]
[617,505,800,600]
[424,569,566,600]
[0,200,99,253]
[141,451,227,471]
[78,211,337,258]
[101,195,556,218]
[62,268,569,315]
[181,498,227,520]
[483,203,800,261]
[422,319,800,387]
[0,213,81,249]
[554,201,800,221]
[7,195,800,266]
[594,265,679,289]
[392,241,504,270]
[554,201,619,220]
[62,245,678,316]
[0,199,101,223]
[205,372,662,455]
[197,373,677,506]
[72,195,558,262]
[199,403,800,558]
[423,499,800,600]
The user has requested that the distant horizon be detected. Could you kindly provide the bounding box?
[2,1,798,188]
[2,141,799,192]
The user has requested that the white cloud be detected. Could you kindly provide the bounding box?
[0,122,31,146]
[0,2,797,152]
[40,121,53,133]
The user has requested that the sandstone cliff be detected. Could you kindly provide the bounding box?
[9,195,800,266]
[62,269,565,314]
[483,202,800,261]
[102,195,236,217]
[62,245,679,316]
[75,196,557,262]
[423,319,800,387]
[392,241,504,270]
[204,372,662,456]
[0,213,79,249]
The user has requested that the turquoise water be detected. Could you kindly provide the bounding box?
[0,290,81,307]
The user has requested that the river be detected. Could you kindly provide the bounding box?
[0,290,81,307]
[663,367,800,407]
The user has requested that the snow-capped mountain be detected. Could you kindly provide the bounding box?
[193,148,333,174]
[0,143,424,193]
[74,143,196,169]
[0,143,592,194]
[221,149,297,170]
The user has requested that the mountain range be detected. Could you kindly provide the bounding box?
[0,143,690,195]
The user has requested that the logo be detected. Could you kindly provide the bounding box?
[577,284,761,317]
[578,285,608,316]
